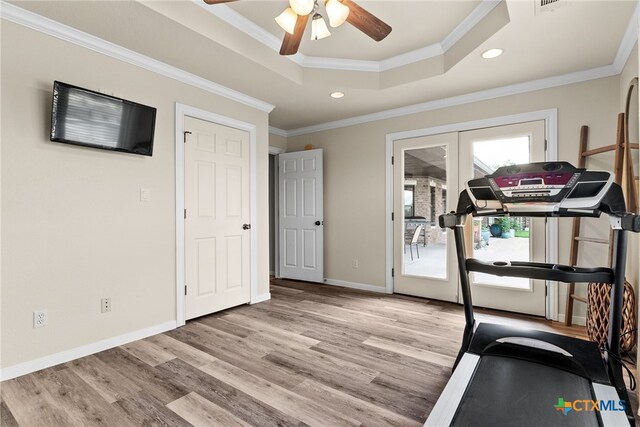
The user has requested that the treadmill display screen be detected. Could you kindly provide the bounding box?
[520,178,543,186]
[464,162,613,216]
[494,172,574,188]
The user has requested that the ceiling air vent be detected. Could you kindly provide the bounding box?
[535,0,567,15]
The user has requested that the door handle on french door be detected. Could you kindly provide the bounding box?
[242,224,251,230]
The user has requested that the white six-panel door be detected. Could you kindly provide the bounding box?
[184,116,251,320]
[278,149,324,282]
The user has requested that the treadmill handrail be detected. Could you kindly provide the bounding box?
[466,259,614,284]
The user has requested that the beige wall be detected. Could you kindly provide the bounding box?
[1,21,270,369]
[288,76,622,322]
[269,133,287,151]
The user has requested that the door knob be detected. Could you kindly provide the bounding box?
[242,224,251,230]
[315,221,321,226]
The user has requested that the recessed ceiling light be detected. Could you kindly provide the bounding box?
[330,91,345,99]
[481,48,503,59]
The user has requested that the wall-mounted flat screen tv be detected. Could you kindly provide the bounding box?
[50,81,156,156]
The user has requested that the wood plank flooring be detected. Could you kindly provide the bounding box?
[1,278,638,426]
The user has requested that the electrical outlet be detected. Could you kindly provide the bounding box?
[101,297,111,313]
[33,310,47,328]
[352,259,359,269]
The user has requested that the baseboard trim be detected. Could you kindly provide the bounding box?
[559,313,587,327]
[324,278,390,294]
[573,316,586,326]
[0,320,177,381]
[251,292,271,304]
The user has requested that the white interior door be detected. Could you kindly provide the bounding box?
[278,149,324,282]
[393,133,460,301]
[184,116,251,320]
[459,120,546,316]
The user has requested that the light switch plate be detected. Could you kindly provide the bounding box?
[140,188,151,202]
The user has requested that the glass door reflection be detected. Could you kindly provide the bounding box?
[470,136,531,289]
[403,145,448,279]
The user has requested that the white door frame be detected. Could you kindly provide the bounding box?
[175,103,258,327]
[385,109,559,320]
[269,146,285,279]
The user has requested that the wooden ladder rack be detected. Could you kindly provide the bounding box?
[565,114,639,326]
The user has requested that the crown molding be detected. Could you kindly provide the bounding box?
[380,0,503,72]
[0,1,275,113]
[613,2,639,73]
[441,0,502,51]
[300,55,380,72]
[201,0,505,73]
[379,43,444,72]
[285,64,620,137]
[269,126,288,137]
[195,0,285,57]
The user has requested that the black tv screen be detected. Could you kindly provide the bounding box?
[50,81,156,156]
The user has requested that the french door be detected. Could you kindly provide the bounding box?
[393,120,547,316]
[393,133,460,302]
[459,121,546,316]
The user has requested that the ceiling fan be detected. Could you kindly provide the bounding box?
[203,0,392,56]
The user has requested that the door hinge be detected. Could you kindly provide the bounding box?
[392,268,394,277]
[545,285,547,297]
[391,156,394,165]
[185,285,188,296]
[391,212,394,221]
[544,139,548,151]
[183,130,192,144]
[184,209,187,219]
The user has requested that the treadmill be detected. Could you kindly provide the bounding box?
[425,161,640,427]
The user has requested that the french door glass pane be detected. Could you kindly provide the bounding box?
[403,145,447,279]
[471,137,531,289]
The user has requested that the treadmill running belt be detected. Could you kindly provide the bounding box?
[452,356,600,427]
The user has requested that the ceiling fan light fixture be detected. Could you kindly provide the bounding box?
[481,48,503,59]
[275,7,298,35]
[289,0,314,16]
[325,0,349,27]
[311,13,331,40]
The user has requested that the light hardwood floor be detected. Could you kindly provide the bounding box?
[1,278,637,426]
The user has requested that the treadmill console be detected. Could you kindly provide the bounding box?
[466,162,612,215]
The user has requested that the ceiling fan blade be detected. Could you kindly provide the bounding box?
[203,0,238,4]
[279,13,309,56]
[341,0,391,42]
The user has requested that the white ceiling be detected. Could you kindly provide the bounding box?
[6,0,638,132]
[224,1,482,60]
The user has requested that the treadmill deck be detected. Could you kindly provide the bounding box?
[451,355,600,426]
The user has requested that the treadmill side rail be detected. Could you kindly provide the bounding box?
[424,353,480,427]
